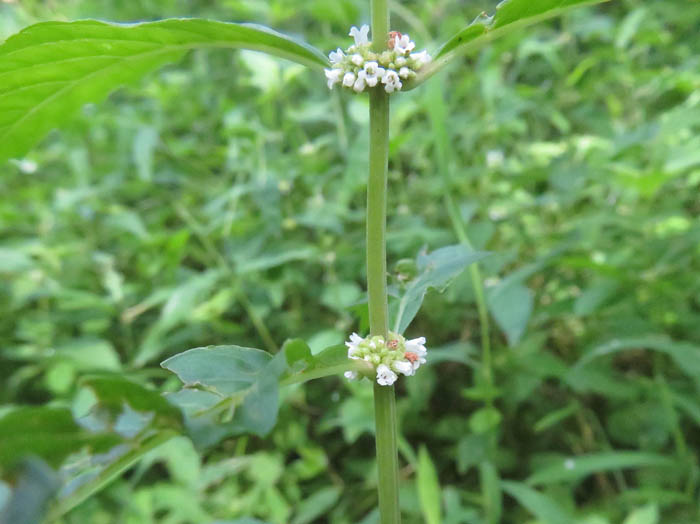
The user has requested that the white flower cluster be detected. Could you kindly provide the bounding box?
[344,332,427,386]
[325,25,431,94]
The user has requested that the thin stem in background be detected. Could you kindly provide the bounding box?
[425,80,494,399]
[427,76,499,523]
[368,0,400,522]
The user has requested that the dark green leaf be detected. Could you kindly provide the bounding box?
[487,282,533,346]
[81,376,183,430]
[0,407,118,473]
[283,338,313,367]
[161,345,286,440]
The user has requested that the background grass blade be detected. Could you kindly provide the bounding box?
[417,446,442,524]
[526,452,678,486]
[0,18,327,162]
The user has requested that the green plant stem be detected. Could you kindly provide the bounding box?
[367,93,390,337]
[368,1,400,522]
[374,382,400,523]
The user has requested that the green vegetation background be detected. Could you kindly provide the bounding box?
[1,0,699,522]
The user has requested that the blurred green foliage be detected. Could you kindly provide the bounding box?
[1,0,700,522]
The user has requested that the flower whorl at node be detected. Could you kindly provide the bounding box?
[345,332,427,386]
[324,25,432,95]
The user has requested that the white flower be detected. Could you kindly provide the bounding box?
[349,25,370,47]
[398,67,411,79]
[353,70,367,92]
[351,53,364,66]
[329,48,345,65]
[392,360,414,376]
[324,68,342,89]
[410,50,431,66]
[382,70,402,93]
[395,56,407,67]
[405,336,427,357]
[344,370,358,380]
[346,332,363,358]
[405,336,427,373]
[342,72,356,87]
[363,61,385,87]
[393,34,415,55]
[376,364,398,386]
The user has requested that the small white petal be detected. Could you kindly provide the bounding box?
[410,50,431,66]
[393,360,414,376]
[342,72,356,87]
[324,68,342,89]
[349,24,370,46]
[344,370,358,380]
[329,48,345,64]
[394,34,415,55]
[381,70,402,93]
[395,56,407,67]
[398,67,411,79]
[376,364,398,386]
[350,332,364,344]
[351,54,364,66]
[405,337,427,356]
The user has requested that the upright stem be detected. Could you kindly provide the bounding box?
[368,1,400,522]
[367,90,389,337]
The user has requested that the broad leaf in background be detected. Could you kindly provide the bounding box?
[487,281,533,346]
[411,0,609,86]
[393,245,489,334]
[161,345,287,446]
[0,19,327,161]
[0,407,118,474]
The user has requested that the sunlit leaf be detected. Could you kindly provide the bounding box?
[0,19,327,162]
